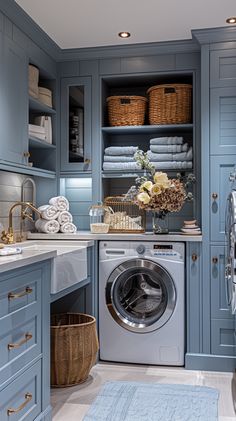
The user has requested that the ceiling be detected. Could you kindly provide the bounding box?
[15,0,236,50]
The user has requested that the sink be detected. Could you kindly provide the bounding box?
[21,241,88,294]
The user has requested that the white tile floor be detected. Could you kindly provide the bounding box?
[51,362,236,421]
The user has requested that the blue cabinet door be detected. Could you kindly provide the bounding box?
[210,49,236,88]
[211,245,233,319]
[210,155,236,242]
[60,76,92,172]
[1,36,28,165]
[210,87,236,155]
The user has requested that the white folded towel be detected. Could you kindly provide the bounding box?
[147,147,193,162]
[150,143,188,153]
[38,204,59,220]
[35,218,60,233]
[150,161,193,170]
[103,162,142,171]
[57,211,73,225]
[104,146,138,156]
[49,196,69,211]
[150,136,183,145]
[104,155,135,162]
[60,222,77,233]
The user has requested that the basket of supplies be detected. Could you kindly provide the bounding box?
[106,95,147,126]
[51,313,99,387]
[147,83,192,125]
[104,196,146,233]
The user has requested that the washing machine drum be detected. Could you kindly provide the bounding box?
[106,259,176,333]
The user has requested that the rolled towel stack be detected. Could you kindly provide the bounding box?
[147,136,193,170]
[103,146,141,171]
[36,195,77,234]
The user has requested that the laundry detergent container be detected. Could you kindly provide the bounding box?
[51,313,99,387]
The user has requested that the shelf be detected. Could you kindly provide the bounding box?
[0,160,56,178]
[29,96,56,114]
[102,124,193,135]
[29,137,56,149]
[102,169,193,178]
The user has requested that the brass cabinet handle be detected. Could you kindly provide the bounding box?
[84,158,91,164]
[212,257,218,264]
[212,192,218,200]
[7,393,32,415]
[8,332,33,350]
[8,286,33,300]
[192,253,198,262]
[23,152,30,158]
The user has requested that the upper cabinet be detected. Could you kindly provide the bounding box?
[60,76,92,173]
[210,49,236,88]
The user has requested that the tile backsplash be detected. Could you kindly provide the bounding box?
[0,170,34,241]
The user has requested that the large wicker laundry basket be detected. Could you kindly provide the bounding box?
[107,95,147,126]
[51,313,99,387]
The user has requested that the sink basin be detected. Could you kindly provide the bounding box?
[21,241,88,294]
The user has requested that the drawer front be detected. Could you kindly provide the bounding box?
[0,267,42,319]
[0,359,41,421]
[211,319,236,356]
[210,49,236,88]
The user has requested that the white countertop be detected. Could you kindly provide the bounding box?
[27,230,202,242]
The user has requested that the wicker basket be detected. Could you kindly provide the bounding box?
[147,84,192,125]
[51,313,99,387]
[106,95,147,126]
[28,64,39,99]
[104,196,145,233]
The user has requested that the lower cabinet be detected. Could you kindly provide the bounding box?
[0,261,51,420]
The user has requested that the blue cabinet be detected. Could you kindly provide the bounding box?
[211,245,232,319]
[210,49,236,88]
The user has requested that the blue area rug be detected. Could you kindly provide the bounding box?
[83,381,219,421]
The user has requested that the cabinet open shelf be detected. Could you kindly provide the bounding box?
[102,124,193,135]
[29,136,56,149]
[102,169,192,178]
[29,96,56,114]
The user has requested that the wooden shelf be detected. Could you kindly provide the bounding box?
[29,96,56,114]
[0,160,56,178]
[102,124,193,135]
[29,137,56,149]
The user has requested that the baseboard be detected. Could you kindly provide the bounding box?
[34,405,52,421]
[185,353,236,372]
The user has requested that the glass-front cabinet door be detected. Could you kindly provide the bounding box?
[60,76,91,172]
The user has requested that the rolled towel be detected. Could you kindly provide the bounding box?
[104,146,138,156]
[35,218,60,233]
[49,196,69,211]
[60,222,77,233]
[104,155,135,162]
[103,162,141,171]
[38,204,59,220]
[150,136,183,145]
[150,161,193,170]
[147,147,193,162]
[150,143,188,153]
[57,211,73,225]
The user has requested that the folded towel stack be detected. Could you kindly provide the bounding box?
[103,146,141,171]
[36,196,77,234]
[147,136,193,170]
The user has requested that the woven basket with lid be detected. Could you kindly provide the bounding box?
[106,95,147,126]
[147,83,192,125]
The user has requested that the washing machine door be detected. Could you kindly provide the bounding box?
[106,259,176,333]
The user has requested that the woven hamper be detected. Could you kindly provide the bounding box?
[28,64,39,99]
[147,83,192,125]
[51,313,99,387]
[106,95,147,126]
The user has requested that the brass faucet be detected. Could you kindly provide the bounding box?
[1,201,41,244]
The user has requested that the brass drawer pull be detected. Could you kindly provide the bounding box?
[84,158,91,164]
[8,286,33,300]
[212,257,218,264]
[192,253,198,262]
[212,192,218,200]
[8,333,33,350]
[7,392,32,415]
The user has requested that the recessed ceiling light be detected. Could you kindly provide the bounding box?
[226,17,236,24]
[118,32,131,39]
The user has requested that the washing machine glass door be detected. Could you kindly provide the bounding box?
[106,259,176,333]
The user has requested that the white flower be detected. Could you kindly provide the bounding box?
[140,181,153,192]
[151,183,162,195]
[137,192,151,204]
[153,172,171,189]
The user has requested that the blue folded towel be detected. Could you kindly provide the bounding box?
[150,143,188,153]
[147,147,192,162]
[104,146,138,156]
[150,136,183,145]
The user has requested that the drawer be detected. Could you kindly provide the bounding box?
[0,308,41,386]
[211,319,236,356]
[0,267,42,319]
[0,359,41,421]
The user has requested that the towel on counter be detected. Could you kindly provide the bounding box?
[49,196,69,211]
[60,222,77,233]
[35,218,60,233]
[150,143,188,153]
[150,161,193,170]
[150,136,183,145]
[103,155,135,162]
[103,162,142,171]
[38,204,59,220]
[147,147,193,162]
[104,146,138,156]
[57,211,73,225]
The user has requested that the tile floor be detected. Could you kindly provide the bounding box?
[51,362,236,420]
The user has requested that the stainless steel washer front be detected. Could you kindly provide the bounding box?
[106,258,176,333]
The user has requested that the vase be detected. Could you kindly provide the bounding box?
[152,211,169,234]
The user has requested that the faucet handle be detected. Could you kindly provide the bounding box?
[1,229,14,244]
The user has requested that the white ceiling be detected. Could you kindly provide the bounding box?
[15,0,236,49]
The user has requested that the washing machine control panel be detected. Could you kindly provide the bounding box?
[152,244,177,257]
[136,245,146,255]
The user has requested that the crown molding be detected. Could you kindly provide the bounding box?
[192,26,236,45]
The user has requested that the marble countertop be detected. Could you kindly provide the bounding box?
[27,230,202,242]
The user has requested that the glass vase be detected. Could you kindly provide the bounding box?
[152,210,169,234]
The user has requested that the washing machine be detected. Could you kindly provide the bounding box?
[99,241,185,366]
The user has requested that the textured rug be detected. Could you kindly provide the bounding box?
[83,381,219,421]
